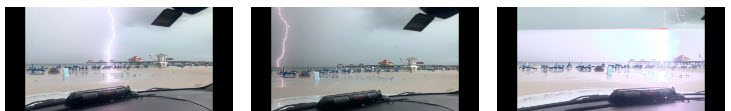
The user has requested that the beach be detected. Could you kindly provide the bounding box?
[517,68,705,97]
[271,70,459,99]
[25,66,213,96]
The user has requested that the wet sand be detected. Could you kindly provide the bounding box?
[25,67,213,96]
[271,70,459,99]
[518,68,704,97]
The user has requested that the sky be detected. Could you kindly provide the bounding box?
[518,7,704,62]
[25,7,213,64]
[271,7,459,67]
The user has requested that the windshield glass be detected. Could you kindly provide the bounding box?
[270,7,459,102]
[517,7,705,108]
[25,7,213,99]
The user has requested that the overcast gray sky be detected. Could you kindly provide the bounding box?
[518,7,704,62]
[26,7,212,64]
[271,7,459,67]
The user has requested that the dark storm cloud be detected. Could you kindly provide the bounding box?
[113,7,213,28]
[26,7,212,64]
[518,7,705,29]
[271,7,459,67]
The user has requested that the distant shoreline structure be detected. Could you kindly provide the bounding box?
[518,61,704,66]
[85,60,213,66]
[82,53,212,68]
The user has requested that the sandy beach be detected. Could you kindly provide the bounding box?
[271,70,459,99]
[25,66,213,96]
[518,68,705,97]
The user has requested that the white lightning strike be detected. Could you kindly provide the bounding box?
[680,8,686,23]
[106,8,117,64]
[675,8,681,24]
[657,8,702,28]
[276,7,290,68]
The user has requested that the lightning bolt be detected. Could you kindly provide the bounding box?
[675,8,681,24]
[106,8,117,64]
[276,7,290,68]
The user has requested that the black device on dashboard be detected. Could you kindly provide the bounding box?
[316,90,384,110]
[64,86,133,107]
[608,87,680,106]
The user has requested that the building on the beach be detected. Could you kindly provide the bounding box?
[128,56,144,62]
[673,55,691,62]
[156,53,168,68]
[378,60,394,66]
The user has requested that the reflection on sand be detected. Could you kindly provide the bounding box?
[281,79,285,88]
[102,70,127,83]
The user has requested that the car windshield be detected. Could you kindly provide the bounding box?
[517,7,705,108]
[25,7,213,102]
[270,7,459,104]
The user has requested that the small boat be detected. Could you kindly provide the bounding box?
[519,65,537,71]
[27,64,46,73]
[278,69,298,78]
[633,65,643,69]
[575,62,591,72]
[540,65,550,72]
[549,63,564,72]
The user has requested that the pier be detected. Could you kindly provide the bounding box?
[336,57,458,70]
[627,61,704,66]
[84,53,212,67]
[340,64,459,68]
[86,61,213,66]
